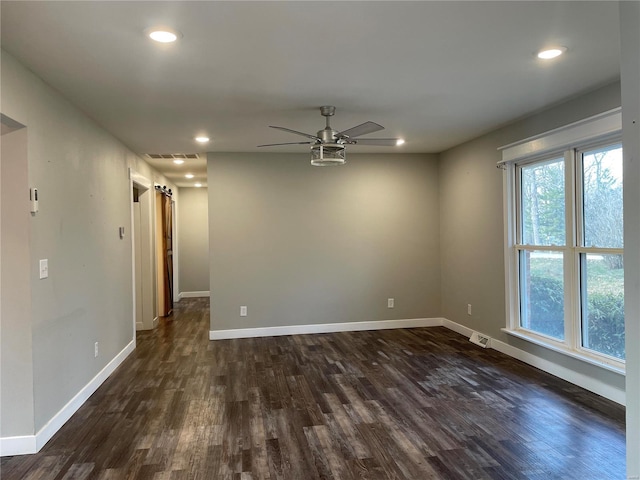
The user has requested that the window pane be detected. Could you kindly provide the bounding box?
[582,144,623,248]
[520,158,565,246]
[519,250,564,340]
[581,253,625,360]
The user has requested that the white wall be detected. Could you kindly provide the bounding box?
[177,187,209,295]
[208,152,441,333]
[0,49,176,450]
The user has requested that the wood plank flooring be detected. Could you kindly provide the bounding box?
[1,298,625,479]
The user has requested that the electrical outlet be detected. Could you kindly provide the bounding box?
[387,298,394,308]
[94,342,99,358]
[467,304,472,315]
[240,306,247,317]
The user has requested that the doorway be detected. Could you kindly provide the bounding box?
[130,170,156,330]
[155,187,173,317]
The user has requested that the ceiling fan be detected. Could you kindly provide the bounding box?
[258,106,404,166]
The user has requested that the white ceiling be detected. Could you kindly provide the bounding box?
[0,1,621,187]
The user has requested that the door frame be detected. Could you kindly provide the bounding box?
[129,169,154,335]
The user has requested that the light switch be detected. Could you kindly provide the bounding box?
[39,259,48,279]
[30,188,39,213]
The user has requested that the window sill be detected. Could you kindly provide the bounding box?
[501,328,625,376]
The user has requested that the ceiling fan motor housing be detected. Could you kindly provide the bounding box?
[318,127,339,143]
[310,144,346,166]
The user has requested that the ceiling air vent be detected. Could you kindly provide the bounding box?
[145,153,200,160]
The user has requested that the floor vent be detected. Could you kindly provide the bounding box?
[145,153,200,160]
[469,331,491,348]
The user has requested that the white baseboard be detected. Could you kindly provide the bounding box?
[209,317,444,340]
[152,316,159,328]
[0,339,135,457]
[179,291,210,300]
[0,435,37,457]
[443,318,624,405]
[210,316,624,405]
[441,318,474,338]
[135,321,144,330]
[489,335,625,405]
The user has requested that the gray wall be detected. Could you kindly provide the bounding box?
[438,81,624,393]
[178,187,209,294]
[1,126,35,437]
[0,49,175,435]
[208,152,440,331]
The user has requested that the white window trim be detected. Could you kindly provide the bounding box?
[501,328,625,374]
[499,108,624,372]
[498,108,621,164]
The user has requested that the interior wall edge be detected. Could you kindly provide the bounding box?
[620,0,640,477]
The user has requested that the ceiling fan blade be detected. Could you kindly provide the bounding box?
[257,141,313,147]
[269,125,320,141]
[348,138,401,146]
[337,121,384,139]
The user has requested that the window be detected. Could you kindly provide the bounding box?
[579,145,624,359]
[501,109,624,369]
[518,157,566,341]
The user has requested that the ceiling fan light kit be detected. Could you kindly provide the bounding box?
[258,106,402,166]
[310,144,346,166]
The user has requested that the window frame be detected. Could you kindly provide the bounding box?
[500,109,624,373]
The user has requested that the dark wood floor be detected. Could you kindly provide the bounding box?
[1,298,625,479]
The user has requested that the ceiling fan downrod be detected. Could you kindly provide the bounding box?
[319,105,337,142]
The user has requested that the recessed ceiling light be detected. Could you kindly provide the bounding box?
[185,173,194,179]
[537,47,567,60]
[195,136,210,143]
[396,139,405,146]
[194,183,202,188]
[146,27,181,43]
[173,159,185,165]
